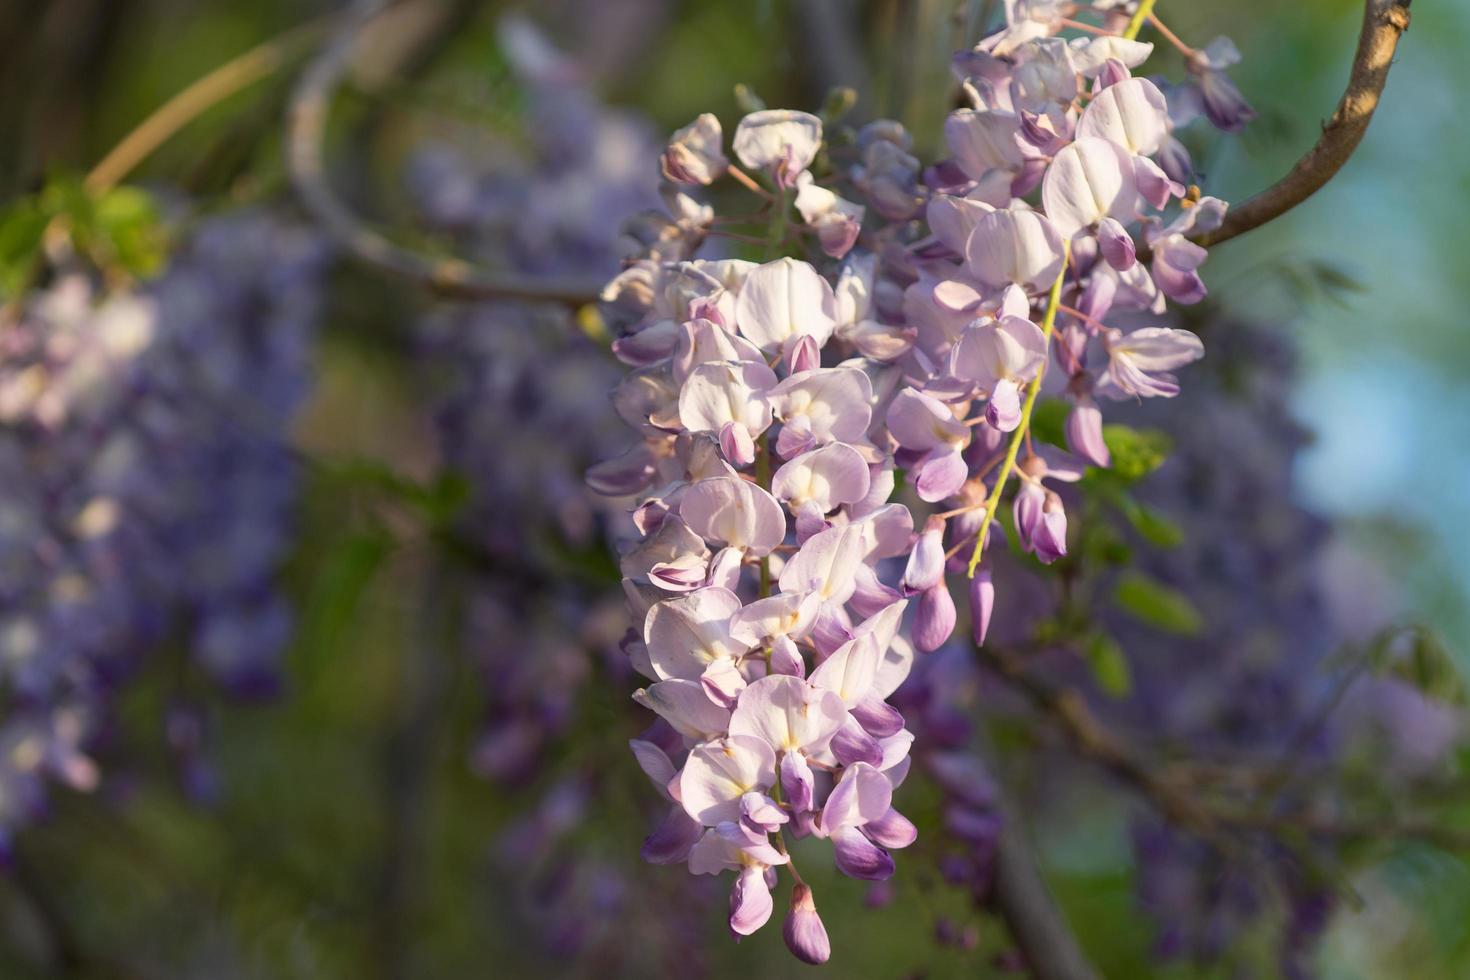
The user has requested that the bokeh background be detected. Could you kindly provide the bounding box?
[0,0,1466,977]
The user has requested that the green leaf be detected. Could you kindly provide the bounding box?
[1119,496,1184,549]
[296,529,394,677]
[0,197,49,296]
[93,186,167,277]
[422,473,471,526]
[39,174,92,222]
[1369,626,1466,706]
[1112,572,1202,635]
[1029,397,1070,449]
[0,177,169,294]
[1085,632,1132,697]
[1102,424,1172,482]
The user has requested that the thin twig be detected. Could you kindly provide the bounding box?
[977,642,1214,831]
[1193,0,1413,249]
[978,641,1470,860]
[285,0,605,306]
[1145,12,1195,58]
[725,163,772,199]
[1056,17,1108,37]
[86,16,332,194]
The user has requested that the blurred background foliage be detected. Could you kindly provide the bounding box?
[0,0,1466,977]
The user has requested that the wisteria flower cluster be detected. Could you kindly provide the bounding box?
[591,2,1250,963]
[596,249,924,961]
[0,212,326,846]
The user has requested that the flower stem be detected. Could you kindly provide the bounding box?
[768,771,808,887]
[754,178,790,596]
[727,163,775,200]
[1122,0,1157,41]
[756,437,772,597]
[1056,17,1108,36]
[764,187,792,261]
[966,244,1070,578]
[1147,13,1197,57]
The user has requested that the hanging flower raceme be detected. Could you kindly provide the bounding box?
[907,8,1231,655]
[0,212,328,847]
[591,112,926,962]
[591,2,1245,961]
[599,248,923,955]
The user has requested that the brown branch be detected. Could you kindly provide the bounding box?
[8,847,85,976]
[989,785,1102,980]
[1194,0,1413,249]
[285,0,605,307]
[977,643,1214,832]
[374,555,456,980]
[1221,809,1470,854]
[979,642,1470,858]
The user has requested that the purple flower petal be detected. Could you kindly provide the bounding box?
[783,884,832,964]
[642,805,704,864]
[729,863,775,936]
[914,582,957,652]
[832,825,896,880]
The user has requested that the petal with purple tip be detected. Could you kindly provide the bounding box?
[914,582,957,652]
[832,825,896,880]
[642,805,704,864]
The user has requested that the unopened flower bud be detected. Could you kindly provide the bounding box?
[719,420,756,468]
[1032,490,1069,564]
[968,567,995,646]
[1097,217,1136,271]
[1065,395,1110,468]
[787,334,821,374]
[902,516,947,595]
[783,883,832,965]
[914,582,957,652]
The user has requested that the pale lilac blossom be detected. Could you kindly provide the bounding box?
[734,257,838,358]
[732,109,823,188]
[661,113,728,185]
[593,36,1246,952]
[1100,327,1205,399]
[1076,76,1171,157]
[1189,37,1257,133]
